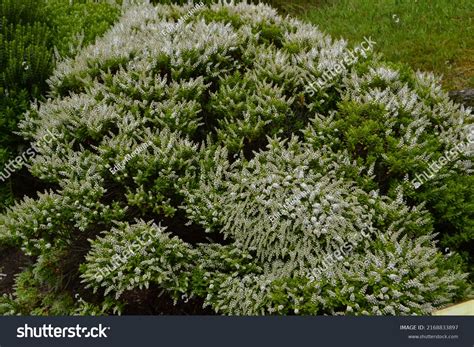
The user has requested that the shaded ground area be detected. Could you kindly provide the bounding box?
[0,246,32,295]
[122,284,215,315]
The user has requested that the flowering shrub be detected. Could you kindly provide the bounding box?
[0,1,471,315]
[0,0,120,210]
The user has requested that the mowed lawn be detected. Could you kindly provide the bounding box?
[266,0,474,90]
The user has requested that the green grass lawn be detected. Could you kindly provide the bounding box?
[267,0,474,90]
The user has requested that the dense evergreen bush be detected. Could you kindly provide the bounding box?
[0,0,120,210]
[0,0,53,208]
[44,0,121,59]
[0,1,471,315]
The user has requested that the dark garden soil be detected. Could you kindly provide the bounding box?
[121,284,215,315]
[0,246,32,295]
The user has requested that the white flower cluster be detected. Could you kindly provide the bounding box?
[0,128,61,182]
[304,37,376,95]
[82,220,197,299]
[160,2,205,38]
[0,1,469,316]
[109,141,153,175]
[412,127,474,188]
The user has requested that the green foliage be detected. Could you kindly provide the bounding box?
[0,0,44,25]
[82,220,198,300]
[0,268,74,315]
[301,64,473,278]
[150,0,215,5]
[0,21,52,95]
[0,0,120,211]
[304,0,474,89]
[417,175,474,276]
[44,0,121,58]
[0,1,471,315]
[0,0,53,209]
